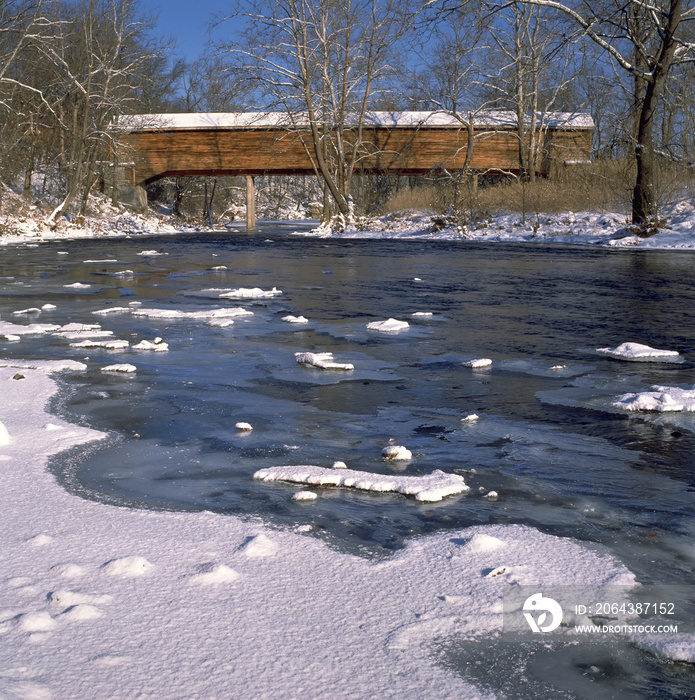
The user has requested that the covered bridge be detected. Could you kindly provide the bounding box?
[111,110,594,224]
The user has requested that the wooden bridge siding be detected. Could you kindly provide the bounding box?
[118,126,592,184]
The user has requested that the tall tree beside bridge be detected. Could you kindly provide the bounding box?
[510,0,695,230]
[218,0,416,227]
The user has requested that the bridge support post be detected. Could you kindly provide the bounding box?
[105,163,147,213]
[246,175,256,229]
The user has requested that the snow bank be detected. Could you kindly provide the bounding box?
[294,351,354,371]
[254,465,468,502]
[596,342,681,361]
[613,385,695,412]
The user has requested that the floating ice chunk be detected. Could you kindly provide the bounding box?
[70,339,129,350]
[218,287,282,299]
[461,414,479,422]
[137,250,164,256]
[210,265,228,270]
[462,358,492,368]
[239,534,278,557]
[12,307,41,315]
[294,352,354,371]
[254,465,469,502]
[132,307,253,320]
[235,422,253,431]
[58,323,102,333]
[190,563,239,585]
[41,304,57,310]
[92,307,131,315]
[133,339,169,352]
[113,270,134,276]
[208,318,235,327]
[102,555,153,577]
[64,282,91,289]
[411,311,433,318]
[56,328,114,340]
[101,364,137,373]
[292,491,318,502]
[0,321,60,335]
[483,490,499,500]
[596,342,680,361]
[613,385,695,412]
[84,259,118,263]
[550,364,567,370]
[282,315,309,324]
[366,318,410,332]
[3,334,20,341]
[0,420,10,446]
[381,445,412,461]
[332,461,347,469]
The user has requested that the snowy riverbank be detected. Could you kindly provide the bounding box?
[0,361,656,699]
[4,189,695,249]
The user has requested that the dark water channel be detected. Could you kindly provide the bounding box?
[1,223,694,698]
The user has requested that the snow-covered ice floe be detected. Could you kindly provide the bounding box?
[133,339,169,352]
[596,342,681,362]
[381,445,412,461]
[101,364,137,373]
[366,318,410,332]
[253,465,468,502]
[282,315,309,324]
[633,633,695,663]
[70,339,129,350]
[463,358,493,368]
[131,307,253,320]
[613,385,695,412]
[294,351,354,371]
[185,287,282,300]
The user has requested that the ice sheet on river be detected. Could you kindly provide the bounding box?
[253,465,469,502]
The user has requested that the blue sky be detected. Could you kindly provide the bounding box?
[142,0,229,61]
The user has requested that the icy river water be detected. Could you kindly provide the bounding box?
[1,222,695,698]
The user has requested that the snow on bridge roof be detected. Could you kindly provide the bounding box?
[116,110,594,132]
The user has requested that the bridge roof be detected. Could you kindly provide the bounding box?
[116,110,593,132]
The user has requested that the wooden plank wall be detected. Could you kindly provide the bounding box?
[118,125,593,185]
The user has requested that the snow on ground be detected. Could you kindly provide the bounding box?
[0,362,655,698]
[4,186,695,249]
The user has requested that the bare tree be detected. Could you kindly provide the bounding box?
[217,0,417,227]
[513,0,695,229]
[43,0,167,223]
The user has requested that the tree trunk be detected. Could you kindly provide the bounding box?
[632,0,682,227]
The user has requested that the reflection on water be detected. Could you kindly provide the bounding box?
[1,224,695,698]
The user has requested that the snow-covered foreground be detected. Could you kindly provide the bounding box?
[0,362,656,699]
